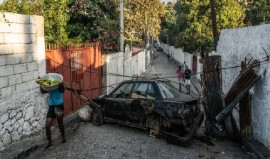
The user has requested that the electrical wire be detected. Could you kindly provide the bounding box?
[49,50,270,80]
[46,51,270,96]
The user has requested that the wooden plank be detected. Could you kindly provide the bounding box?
[239,93,251,138]
[202,56,224,120]
[215,76,261,122]
[239,60,252,139]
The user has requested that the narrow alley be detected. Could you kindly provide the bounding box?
[145,50,199,99]
[0,1,269,159]
[25,51,250,159]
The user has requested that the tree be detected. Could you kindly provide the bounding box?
[245,0,270,25]
[42,0,69,43]
[160,2,177,46]
[67,0,119,48]
[0,0,69,43]
[210,0,218,51]
[0,0,120,47]
[173,0,245,53]
[124,0,165,46]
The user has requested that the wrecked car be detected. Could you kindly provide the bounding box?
[91,79,204,146]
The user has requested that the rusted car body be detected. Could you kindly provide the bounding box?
[92,79,204,146]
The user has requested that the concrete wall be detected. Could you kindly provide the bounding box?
[102,50,146,94]
[0,12,46,151]
[217,24,270,148]
[160,43,196,72]
[145,50,151,68]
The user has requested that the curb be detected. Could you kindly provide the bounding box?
[0,109,81,159]
[13,145,43,159]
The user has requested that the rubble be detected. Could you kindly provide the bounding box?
[201,56,264,141]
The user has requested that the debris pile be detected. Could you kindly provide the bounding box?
[201,56,263,140]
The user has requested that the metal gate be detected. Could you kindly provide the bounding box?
[45,43,102,116]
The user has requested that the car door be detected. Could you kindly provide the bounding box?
[128,82,157,125]
[104,82,134,121]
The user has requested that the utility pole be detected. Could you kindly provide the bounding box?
[165,35,169,54]
[210,0,218,51]
[120,0,124,53]
[131,30,135,52]
[120,0,124,80]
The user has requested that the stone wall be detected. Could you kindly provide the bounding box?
[217,24,270,148]
[0,12,47,151]
[102,50,146,94]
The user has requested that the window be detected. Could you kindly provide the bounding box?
[131,83,156,99]
[131,83,148,99]
[145,84,156,99]
[157,81,181,99]
[111,83,134,98]
[71,50,83,82]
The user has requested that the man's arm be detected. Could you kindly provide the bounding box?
[40,86,48,94]
[59,83,65,93]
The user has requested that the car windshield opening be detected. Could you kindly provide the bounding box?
[157,81,181,99]
[111,83,134,98]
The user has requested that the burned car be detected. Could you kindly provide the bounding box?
[91,79,204,146]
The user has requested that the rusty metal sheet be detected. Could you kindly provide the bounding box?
[45,43,103,116]
[201,55,223,120]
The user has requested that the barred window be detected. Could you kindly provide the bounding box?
[71,50,83,71]
[71,50,83,82]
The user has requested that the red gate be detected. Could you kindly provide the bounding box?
[45,43,102,116]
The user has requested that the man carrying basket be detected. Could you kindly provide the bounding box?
[38,73,66,150]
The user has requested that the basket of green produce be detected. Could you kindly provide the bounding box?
[36,73,63,91]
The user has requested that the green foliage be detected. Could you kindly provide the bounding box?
[124,0,165,45]
[42,0,69,43]
[0,0,165,48]
[160,2,177,46]
[170,0,245,53]
[0,0,69,43]
[67,0,119,50]
[0,0,20,13]
[0,0,120,48]
[245,0,270,25]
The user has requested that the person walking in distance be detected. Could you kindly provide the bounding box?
[40,82,66,150]
[182,61,187,72]
[176,66,184,92]
[184,66,192,94]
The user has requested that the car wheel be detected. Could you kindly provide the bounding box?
[92,108,104,126]
[205,119,226,139]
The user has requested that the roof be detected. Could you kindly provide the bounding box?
[122,78,170,83]
[132,48,144,56]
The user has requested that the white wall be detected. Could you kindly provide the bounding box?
[0,12,47,151]
[102,50,146,94]
[217,24,270,148]
[145,50,150,68]
[160,43,195,72]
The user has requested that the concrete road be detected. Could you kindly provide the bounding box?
[26,51,251,159]
[145,50,200,100]
[27,121,249,159]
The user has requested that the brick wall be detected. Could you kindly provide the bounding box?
[0,12,46,151]
[217,24,270,149]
